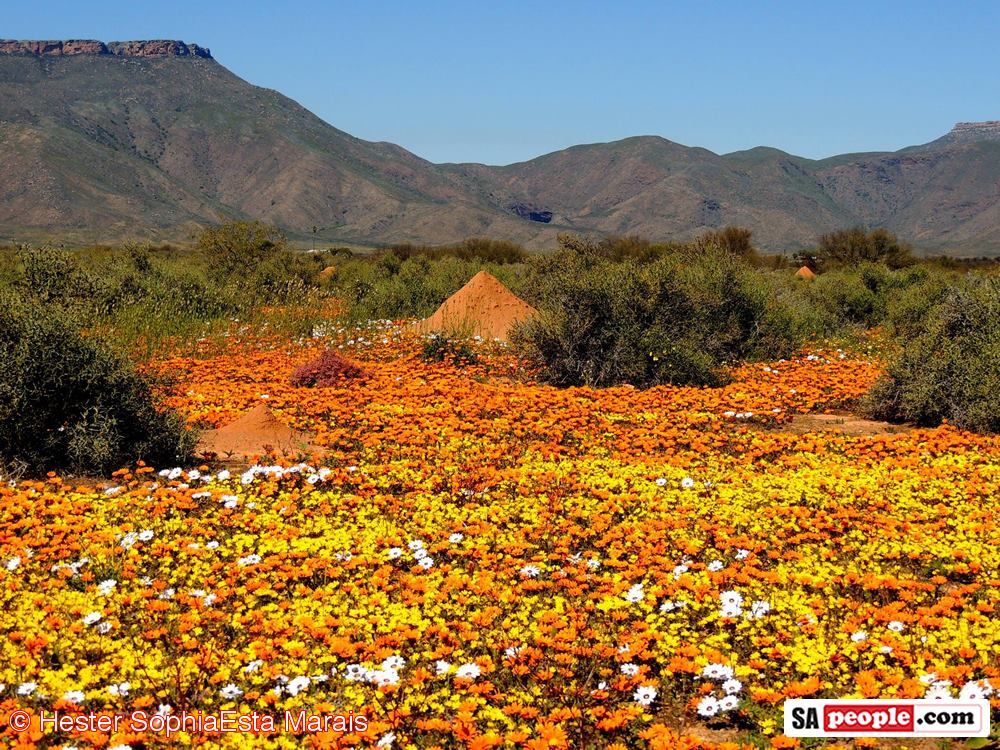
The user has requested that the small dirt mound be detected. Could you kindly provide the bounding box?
[795,265,817,280]
[414,271,537,341]
[197,404,318,458]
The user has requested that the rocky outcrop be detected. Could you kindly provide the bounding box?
[951,121,1000,140]
[107,41,212,58]
[0,39,211,59]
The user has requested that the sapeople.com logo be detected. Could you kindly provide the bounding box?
[784,699,991,737]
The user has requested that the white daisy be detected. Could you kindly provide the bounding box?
[702,663,734,680]
[448,533,464,543]
[697,695,720,717]
[681,477,696,489]
[959,681,989,701]
[244,660,263,674]
[924,684,953,700]
[719,602,742,618]
[850,630,868,642]
[62,690,85,703]
[382,655,405,671]
[887,620,905,633]
[620,663,640,676]
[219,683,243,700]
[108,681,130,697]
[286,676,310,696]
[624,584,644,603]
[722,678,743,695]
[387,547,403,560]
[719,590,743,608]
[520,565,541,578]
[82,611,102,626]
[434,660,451,675]
[455,663,481,679]
[633,685,657,706]
[719,694,740,711]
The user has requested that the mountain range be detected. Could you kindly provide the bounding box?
[2,39,1000,253]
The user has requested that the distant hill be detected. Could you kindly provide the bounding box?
[2,40,1000,253]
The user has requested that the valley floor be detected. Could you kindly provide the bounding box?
[1,323,997,748]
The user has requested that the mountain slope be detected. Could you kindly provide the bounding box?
[2,41,1000,253]
[0,41,559,246]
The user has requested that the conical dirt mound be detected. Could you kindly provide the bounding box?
[795,265,817,280]
[414,271,537,341]
[197,404,317,458]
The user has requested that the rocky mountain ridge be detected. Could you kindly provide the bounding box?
[0,39,212,58]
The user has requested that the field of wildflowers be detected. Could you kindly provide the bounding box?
[1,323,998,749]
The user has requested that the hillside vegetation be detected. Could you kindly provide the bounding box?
[4,45,1000,251]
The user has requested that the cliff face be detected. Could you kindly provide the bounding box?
[949,121,1000,142]
[0,39,212,59]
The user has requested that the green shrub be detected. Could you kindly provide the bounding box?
[864,276,1000,431]
[810,226,915,271]
[420,333,480,366]
[792,263,944,334]
[17,246,104,312]
[0,298,196,475]
[197,220,287,275]
[512,241,802,387]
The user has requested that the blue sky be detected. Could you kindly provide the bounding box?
[6,1,998,165]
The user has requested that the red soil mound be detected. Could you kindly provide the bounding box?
[795,265,817,280]
[414,271,537,341]
[197,404,318,458]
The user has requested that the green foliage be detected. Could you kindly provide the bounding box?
[331,254,527,323]
[865,276,1000,432]
[0,298,196,475]
[695,225,757,258]
[809,226,915,271]
[513,241,802,387]
[420,333,480,366]
[384,237,527,264]
[197,220,287,275]
[792,262,944,333]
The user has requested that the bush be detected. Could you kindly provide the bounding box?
[0,299,196,475]
[513,241,802,387]
[420,333,480,366]
[695,226,756,259]
[864,276,1000,431]
[289,350,368,387]
[812,226,915,271]
[790,262,944,334]
[197,220,287,275]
